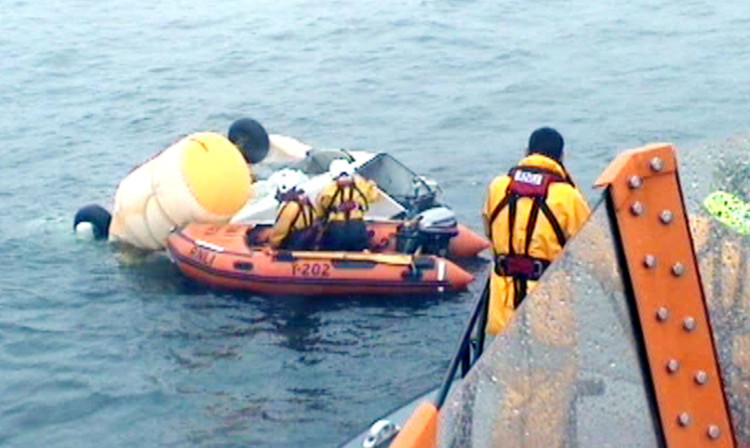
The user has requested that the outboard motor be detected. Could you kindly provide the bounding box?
[403,177,438,217]
[396,206,458,257]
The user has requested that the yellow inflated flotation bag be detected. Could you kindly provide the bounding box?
[108,132,252,250]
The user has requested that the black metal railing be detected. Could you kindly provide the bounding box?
[434,275,491,408]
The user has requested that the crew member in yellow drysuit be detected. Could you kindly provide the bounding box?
[482,127,590,334]
[317,159,380,251]
[268,170,318,250]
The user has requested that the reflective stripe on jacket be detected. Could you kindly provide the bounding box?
[481,154,591,334]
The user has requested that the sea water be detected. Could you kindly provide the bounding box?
[2,0,750,446]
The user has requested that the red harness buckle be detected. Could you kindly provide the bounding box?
[494,254,550,280]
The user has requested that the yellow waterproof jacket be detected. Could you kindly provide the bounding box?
[269,198,316,248]
[482,154,591,334]
[317,176,380,222]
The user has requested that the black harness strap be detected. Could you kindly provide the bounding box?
[558,160,577,188]
[300,198,314,228]
[347,186,355,221]
[354,183,368,209]
[487,194,510,243]
[326,182,369,222]
[291,204,304,229]
[539,201,567,247]
[486,163,573,306]
[328,187,344,217]
[326,186,345,222]
[517,192,544,305]
[515,278,527,308]
[524,198,542,256]
[344,187,352,221]
[276,202,291,223]
[278,198,314,230]
[507,194,518,256]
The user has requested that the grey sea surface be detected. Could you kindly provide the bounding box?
[2,0,750,446]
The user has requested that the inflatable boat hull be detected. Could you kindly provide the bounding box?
[166,223,474,295]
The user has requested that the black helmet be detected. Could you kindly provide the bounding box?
[228,118,270,164]
[528,127,564,162]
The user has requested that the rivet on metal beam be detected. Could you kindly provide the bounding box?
[650,157,664,172]
[656,307,669,322]
[643,255,657,269]
[671,263,686,277]
[695,371,709,385]
[683,316,696,332]
[628,176,643,189]
[707,425,721,439]
[630,201,645,216]
[666,359,680,374]
[659,210,674,224]
[678,412,691,427]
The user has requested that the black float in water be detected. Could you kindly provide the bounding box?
[73,204,112,240]
[228,117,270,164]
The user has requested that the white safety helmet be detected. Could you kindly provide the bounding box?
[270,169,306,196]
[329,158,355,179]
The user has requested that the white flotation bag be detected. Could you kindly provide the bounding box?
[108,132,252,250]
[266,134,312,163]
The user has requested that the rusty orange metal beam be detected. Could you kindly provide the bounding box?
[390,143,734,448]
[595,143,735,447]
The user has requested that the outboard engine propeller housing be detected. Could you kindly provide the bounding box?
[396,206,458,257]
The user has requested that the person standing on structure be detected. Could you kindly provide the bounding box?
[482,127,591,334]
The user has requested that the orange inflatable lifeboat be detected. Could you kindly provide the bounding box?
[341,213,489,260]
[166,222,477,295]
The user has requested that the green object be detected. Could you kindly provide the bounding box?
[703,191,750,235]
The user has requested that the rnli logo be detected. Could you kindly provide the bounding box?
[514,170,544,185]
